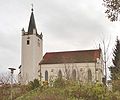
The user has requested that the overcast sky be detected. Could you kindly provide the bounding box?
[0,0,120,78]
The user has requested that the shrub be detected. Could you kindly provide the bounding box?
[28,79,40,90]
[53,78,65,88]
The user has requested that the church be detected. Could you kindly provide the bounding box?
[18,8,104,84]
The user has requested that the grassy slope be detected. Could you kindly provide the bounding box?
[15,87,41,100]
[15,82,120,100]
[15,85,77,100]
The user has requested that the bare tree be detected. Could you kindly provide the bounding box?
[99,35,112,85]
[0,72,11,84]
[64,63,71,80]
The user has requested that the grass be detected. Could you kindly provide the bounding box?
[2,80,120,100]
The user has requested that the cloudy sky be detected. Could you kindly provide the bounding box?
[0,0,120,78]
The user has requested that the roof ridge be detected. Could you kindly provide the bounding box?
[45,49,100,54]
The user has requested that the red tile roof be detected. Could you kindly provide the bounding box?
[40,49,101,64]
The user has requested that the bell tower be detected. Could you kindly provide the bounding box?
[21,8,43,84]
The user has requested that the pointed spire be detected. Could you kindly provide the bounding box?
[28,5,37,34]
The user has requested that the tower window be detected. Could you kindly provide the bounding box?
[27,40,30,45]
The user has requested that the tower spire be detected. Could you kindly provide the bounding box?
[28,5,37,34]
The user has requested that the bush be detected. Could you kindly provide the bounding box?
[112,80,120,92]
[53,78,65,88]
[16,80,120,100]
[28,79,40,90]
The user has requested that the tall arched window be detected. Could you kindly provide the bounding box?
[72,69,76,81]
[88,69,92,82]
[58,70,62,79]
[45,70,48,81]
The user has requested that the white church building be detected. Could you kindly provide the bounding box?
[18,9,104,84]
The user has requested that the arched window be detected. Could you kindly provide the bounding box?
[88,69,92,82]
[45,70,48,81]
[58,70,62,79]
[72,69,76,81]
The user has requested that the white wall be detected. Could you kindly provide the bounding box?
[41,61,103,83]
[21,33,43,84]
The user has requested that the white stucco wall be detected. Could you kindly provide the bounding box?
[41,60,103,83]
[21,33,43,84]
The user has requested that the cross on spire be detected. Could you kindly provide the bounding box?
[31,4,34,12]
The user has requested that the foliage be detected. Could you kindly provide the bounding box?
[112,38,120,79]
[109,37,120,91]
[0,79,119,100]
[28,79,40,90]
[0,79,41,100]
[16,81,120,100]
[103,0,120,21]
[0,84,30,100]
[0,85,11,100]
[68,83,106,100]
[112,79,120,92]
[53,77,65,88]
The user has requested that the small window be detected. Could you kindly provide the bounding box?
[27,40,30,45]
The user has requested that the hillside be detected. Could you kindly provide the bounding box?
[15,79,120,100]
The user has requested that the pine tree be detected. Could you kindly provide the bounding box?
[109,37,120,80]
[109,37,120,91]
